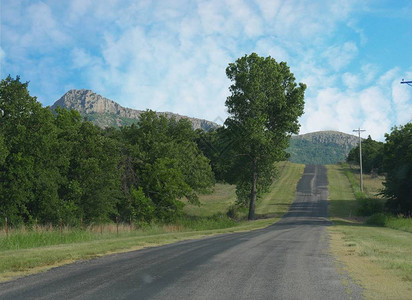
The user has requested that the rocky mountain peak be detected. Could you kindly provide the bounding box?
[51,89,219,130]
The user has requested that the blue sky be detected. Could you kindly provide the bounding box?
[1,0,411,140]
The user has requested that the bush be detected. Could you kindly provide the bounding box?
[226,205,248,220]
[357,196,384,216]
[226,205,240,220]
[385,216,412,233]
[366,213,387,226]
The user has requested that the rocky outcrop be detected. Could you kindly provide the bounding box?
[51,89,219,131]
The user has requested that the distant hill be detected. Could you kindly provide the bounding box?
[51,89,219,131]
[287,131,360,165]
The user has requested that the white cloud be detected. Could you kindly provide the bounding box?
[392,73,412,125]
[0,47,5,66]
[324,42,358,71]
[71,48,99,69]
[22,2,69,49]
[342,72,359,89]
[300,67,412,141]
[68,0,93,20]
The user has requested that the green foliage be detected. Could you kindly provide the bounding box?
[0,76,59,224]
[0,76,213,226]
[176,214,237,231]
[288,138,348,164]
[347,135,384,173]
[340,163,384,216]
[223,53,305,219]
[83,112,138,128]
[366,213,387,226]
[357,196,384,216]
[385,216,412,233]
[118,111,214,222]
[0,135,8,165]
[381,123,412,214]
[130,187,155,223]
[366,214,412,232]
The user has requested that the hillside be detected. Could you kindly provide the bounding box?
[51,89,219,131]
[287,131,359,164]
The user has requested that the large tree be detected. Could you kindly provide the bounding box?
[119,111,214,222]
[224,53,306,220]
[382,123,412,214]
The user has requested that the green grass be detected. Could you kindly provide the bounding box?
[326,164,412,299]
[0,215,239,252]
[385,217,412,233]
[255,161,305,217]
[0,217,279,282]
[368,215,412,233]
[182,184,236,217]
[183,161,305,219]
[326,164,358,219]
[336,163,411,233]
[0,218,278,282]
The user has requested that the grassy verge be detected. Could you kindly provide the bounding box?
[255,161,305,217]
[0,218,277,283]
[326,164,412,299]
[0,162,304,282]
[341,163,412,232]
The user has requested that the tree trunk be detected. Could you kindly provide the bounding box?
[248,170,257,220]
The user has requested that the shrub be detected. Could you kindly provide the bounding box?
[366,213,387,226]
[357,196,384,216]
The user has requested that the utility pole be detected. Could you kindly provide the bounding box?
[401,80,411,124]
[353,128,366,192]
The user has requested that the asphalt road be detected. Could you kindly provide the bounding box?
[0,165,362,299]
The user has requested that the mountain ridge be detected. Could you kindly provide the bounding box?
[51,89,219,131]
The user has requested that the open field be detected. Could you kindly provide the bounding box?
[183,161,304,218]
[182,183,236,217]
[327,164,412,299]
[0,161,304,282]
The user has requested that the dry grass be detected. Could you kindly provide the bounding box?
[362,173,385,197]
[329,229,412,299]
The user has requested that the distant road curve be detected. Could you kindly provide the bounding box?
[0,165,362,299]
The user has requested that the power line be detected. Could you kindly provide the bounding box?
[400,79,412,87]
[353,128,366,192]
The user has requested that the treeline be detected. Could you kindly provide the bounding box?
[0,76,214,225]
[347,129,412,215]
